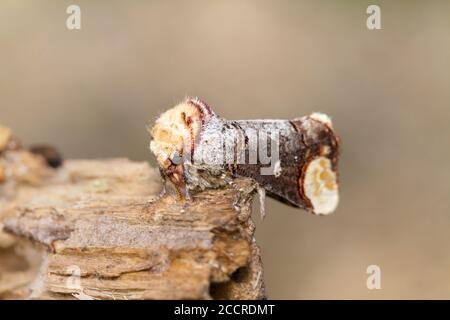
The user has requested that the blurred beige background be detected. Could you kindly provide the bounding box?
[1,0,450,299]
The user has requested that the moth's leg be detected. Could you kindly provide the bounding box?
[178,162,194,208]
[157,168,168,198]
[174,184,183,200]
[144,168,168,208]
[180,187,193,212]
[184,187,192,201]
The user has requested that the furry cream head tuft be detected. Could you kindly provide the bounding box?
[149,101,204,169]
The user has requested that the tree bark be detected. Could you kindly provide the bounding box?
[0,158,265,300]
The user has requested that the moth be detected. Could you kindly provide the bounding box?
[149,97,340,215]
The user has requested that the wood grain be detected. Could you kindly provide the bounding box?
[0,158,265,300]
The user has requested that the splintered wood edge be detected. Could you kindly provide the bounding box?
[1,159,266,300]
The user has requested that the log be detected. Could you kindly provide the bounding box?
[0,157,265,300]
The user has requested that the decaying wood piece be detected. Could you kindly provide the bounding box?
[0,158,265,300]
[0,127,55,299]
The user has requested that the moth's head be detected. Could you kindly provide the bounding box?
[299,113,340,215]
[149,98,214,171]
